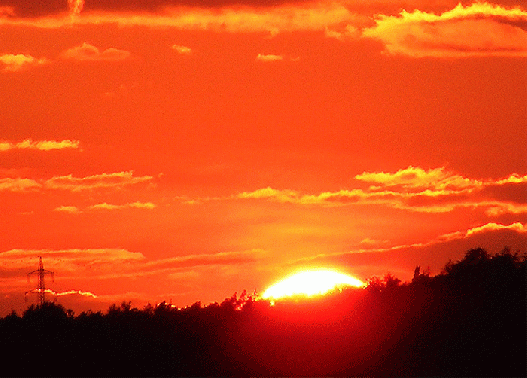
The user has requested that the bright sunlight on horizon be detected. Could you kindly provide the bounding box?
[262,269,365,300]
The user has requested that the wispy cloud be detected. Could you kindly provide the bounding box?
[484,203,527,216]
[289,221,527,279]
[186,167,527,215]
[1,171,154,193]
[0,248,145,272]
[0,54,49,72]
[0,248,263,282]
[355,166,478,190]
[31,289,98,299]
[0,139,80,151]
[90,202,157,210]
[2,0,525,59]
[172,44,192,55]
[465,222,526,236]
[55,289,97,298]
[360,238,388,245]
[325,24,360,40]
[53,206,81,214]
[0,178,41,192]
[60,42,131,61]
[44,171,154,192]
[237,187,299,202]
[363,2,527,57]
[256,53,283,61]
[82,249,268,281]
[53,202,157,213]
[0,2,364,36]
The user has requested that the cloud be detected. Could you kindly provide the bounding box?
[20,139,80,150]
[229,167,527,214]
[0,248,261,283]
[172,44,192,54]
[90,203,123,210]
[90,201,157,210]
[0,178,41,192]
[60,42,131,61]
[0,53,49,72]
[255,53,301,61]
[325,24,360,40]
[142,249,264,271]
[234,187,418,208]
[2,0,479,17]
[465,222,526,236]
[25,288,98,300]
[438,222,527,241]
[54,206,81,213]
[256,53,283,61]
[0,171,154,193]
[237,187,299,202]
[182,167,525,216]
[346,167,527,213]
[0,142,11,151]
[43,171,154,191]
[55,289,97,298]
[125,201,157,209]
[362,2,527,57]
[484,203,527,216]
[360,238,388,245]
[0,2,365,36]
[53,202,156,213]
[355,166,478,190]
[0,248,145,273]
[0,139,80,151]
[5,0,524,48]
[0,2,67,18]
[290,221,527,280]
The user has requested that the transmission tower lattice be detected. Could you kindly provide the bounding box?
[25,256,55,306]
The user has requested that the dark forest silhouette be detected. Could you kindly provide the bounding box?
[1,247,525,376]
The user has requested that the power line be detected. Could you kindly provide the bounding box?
[25,256,55,306]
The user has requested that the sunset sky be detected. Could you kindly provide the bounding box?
[1,0,526,315]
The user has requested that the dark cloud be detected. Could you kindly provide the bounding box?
[0,0,67,17]
[363,2,527,57]
[290,225,527,281]
[480,182,527,204]
[0,0,287,18]
[80,0,527,14]
[82,0,295,12]
[2,0,524,18]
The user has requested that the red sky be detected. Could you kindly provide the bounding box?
[1,0,526,315]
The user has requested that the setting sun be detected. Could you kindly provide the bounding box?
[0,0,524,375]
[262,269,365,299]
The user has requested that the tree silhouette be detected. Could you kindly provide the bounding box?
[0,247,524,376]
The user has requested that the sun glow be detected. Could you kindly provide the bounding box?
[262,269,365,300]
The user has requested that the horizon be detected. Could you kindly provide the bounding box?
[1,0,526,316]
[4,241,525,316]
[3,252,525,376]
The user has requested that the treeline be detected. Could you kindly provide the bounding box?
[0,247,525,376]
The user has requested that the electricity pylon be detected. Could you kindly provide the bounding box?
[25,256,55,306]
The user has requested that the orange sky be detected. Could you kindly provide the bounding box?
[1,0,526,315]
